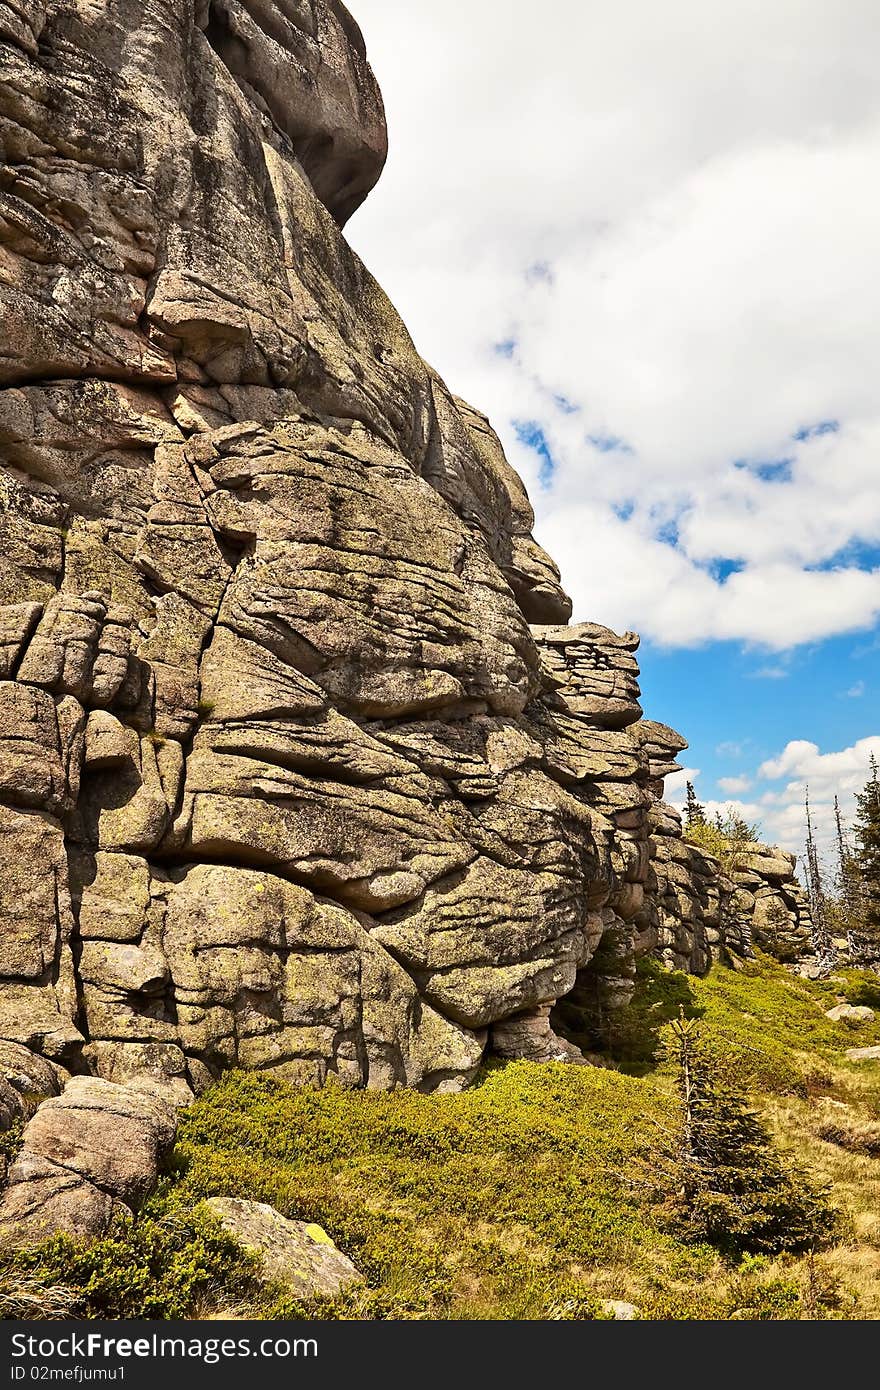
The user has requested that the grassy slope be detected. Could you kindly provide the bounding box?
[5,956,880,1320]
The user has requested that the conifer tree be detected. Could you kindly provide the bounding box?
[834,794,863,956]
[684,781,706,830]
[805,787,836,973]
[851,755,880,962]
[668,1011,837,1256]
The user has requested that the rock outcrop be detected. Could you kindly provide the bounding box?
[0,0,663,1098]
[0,1076,176,1246]
[650,803,813,974]
[0,0,813,1182]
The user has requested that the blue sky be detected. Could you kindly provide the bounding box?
[642,635,879,772]
[640,636,879,833]
[350,0,880,857]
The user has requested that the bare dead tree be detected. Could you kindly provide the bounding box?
[805,786,837,975]
[834,795,846,880]
[834,794,863,963]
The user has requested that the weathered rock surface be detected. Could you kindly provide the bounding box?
[0,0,631,1094]
[651,818,813,975]
[0,0,814,1138]
[0,1042,65,1139]
[0,1075,176,1245]
[202,1196,363,1295]
[826,1004,875,1024]
[644,729,812,978]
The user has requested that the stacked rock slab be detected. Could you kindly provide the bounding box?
[651,803,731,973]
[727,846,813,962]
[649,801,813,973]
[592,715,814,979]
[0,1076,177,1247]
[528,625,657,1048]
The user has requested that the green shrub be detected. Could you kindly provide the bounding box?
[684,811,761,875]
[156,1064,696,1320]
[0,1119,24,1163]
[686,956,880,1094]
[8,1213,258,1320]
[10,958,877,1321]
[665,1018,838,1258]
[604,957,700,1072]
[838,969,880,1011]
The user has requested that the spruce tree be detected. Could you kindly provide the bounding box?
[667,1011,837,1257]
[684,780,706,830]
[834,794,863,954]
[805,786,836,973]
[852,754,880,961]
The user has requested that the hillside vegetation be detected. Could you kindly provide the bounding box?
[5,957,880,1321]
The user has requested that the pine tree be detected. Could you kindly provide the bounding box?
[851,755,880,962]
[667,1011,837,1257]
[684,781,706,830]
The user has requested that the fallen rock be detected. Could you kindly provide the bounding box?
[0,1042,65,1126]
[845,1046,880,1063]
[826,1004,876,1024]
[201,1197,363,1298]
[602,1299,639,1320]
[490,1005,589,1064]
[0,1077,176,1247]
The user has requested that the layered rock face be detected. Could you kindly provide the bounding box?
[0,1075,177,1246]
[0,0,812,1128]
[0,0,652,1095]
[651,807,813,973]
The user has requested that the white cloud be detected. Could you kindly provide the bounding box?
[718,776,753,794]
[846,680,866,697]
[716,740,749,758]
[664,765,700,809]
[750,665,790,681]
[350,0,880,649]
[667,735,879,867]
[717,735,880,858]
[758,735,880,791]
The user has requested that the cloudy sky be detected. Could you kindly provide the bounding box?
[348,0,880,860]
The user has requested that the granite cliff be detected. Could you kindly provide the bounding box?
[0,1,812,1241]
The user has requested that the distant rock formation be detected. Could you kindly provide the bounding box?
[0,0,814,1242]
[652,812,813,971]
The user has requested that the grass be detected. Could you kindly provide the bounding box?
[5,955,880,1320]
[689,957,880,1094]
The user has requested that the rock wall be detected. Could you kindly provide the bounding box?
[0,0,660,1097]
[0,0,813,1143]
[728,846,813,961]
[651,803,813,973]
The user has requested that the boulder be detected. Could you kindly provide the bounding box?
[826,1004,876,1024]
[602,1300,639,1320]
[0,1078,176,1247]
[845,1046,880,1063]
[490,1006,589,1064]
[201,1197,363,1297]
